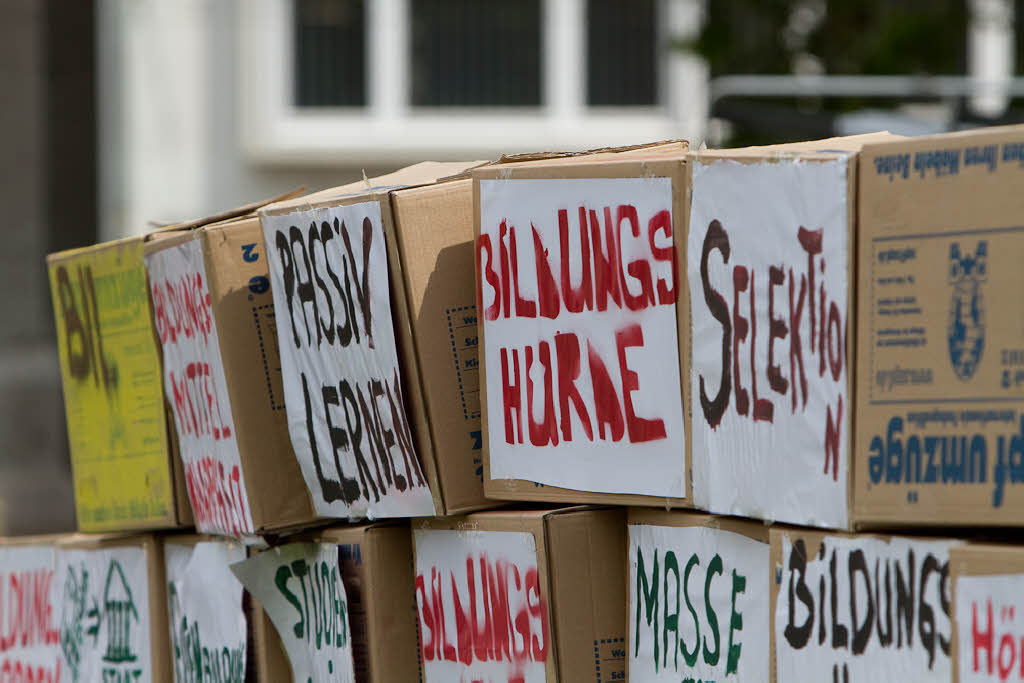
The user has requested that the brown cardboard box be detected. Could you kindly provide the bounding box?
[389,178,490,514]
[854,126,1024,528]
[144,220,316,535]
[55,532,171,683]
[686,133,900,531]
[48,234,193,532]
[47,192,298,535]
[412,506,627,682]
[769,525,960,683]
[949,543,1024,683]
[474,143,693,507]
[257,162,491,521]
[251,521,419,682]
[162,534,250,681]
[626,509,771,682]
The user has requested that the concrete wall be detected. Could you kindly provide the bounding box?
[0,0,79,534]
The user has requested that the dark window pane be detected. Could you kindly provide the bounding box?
[294,0,366,107]
[411,0,541,107]
[587,0,657,106]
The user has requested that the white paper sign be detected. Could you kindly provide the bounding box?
[231,542,354,683]
[260,202,435,519]
[55,545,151,682]
[628,522,769,682]
[774,533,958,682]
[146,239,256,538]
[413,528,548,682]
[956,573,1024,682]
[478,177,685,496]
[688,158,851,528]
[0,545,61,681]
[165,541,247,683]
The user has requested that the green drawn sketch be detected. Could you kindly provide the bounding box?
[60,563,95,683]
[103,559,140,663]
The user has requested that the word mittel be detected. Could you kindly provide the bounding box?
[475,143,690,504]
[770,527,960,683]
[854,126,1024,528]
[258,162,481,520]
[687,133,898,530]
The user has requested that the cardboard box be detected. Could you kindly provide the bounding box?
[162,534,249,681]
[769,525,961,683]
[388,178,490,514]
[144,218,316,536]
[412,506,627,682]
[251,522,419,682]
[950,543,1024,683]
[48,192,297,534]
[47,235,192,532]
[232,539,357,681]
[854,126,1024,528]
[0,535,64,681]
[474,143,693,507]
[627,509,771,682]
[55,533,171,683]
[686,133,900,531]
[256,162,492,521]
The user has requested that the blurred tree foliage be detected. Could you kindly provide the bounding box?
[697,0,966,76]
[694,0,975,143]
[807,0,966,75]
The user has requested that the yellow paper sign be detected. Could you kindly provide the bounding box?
[48,237,174,530]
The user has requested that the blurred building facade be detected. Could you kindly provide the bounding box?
[0,0,92,533]
[98,0,707,240]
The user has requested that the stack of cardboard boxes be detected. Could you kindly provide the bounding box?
[5,126,1021,682]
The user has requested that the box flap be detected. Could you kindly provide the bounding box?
[693,131,902,163]
[145,187,305,236]
[262,161,487,215]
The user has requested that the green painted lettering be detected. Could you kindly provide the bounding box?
[703,554,722,666]
[727,569,746,674]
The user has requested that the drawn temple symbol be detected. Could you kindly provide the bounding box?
[102,560,139,663]
[947,240,987,380]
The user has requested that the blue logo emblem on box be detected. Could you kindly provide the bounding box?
[948,240,987,380]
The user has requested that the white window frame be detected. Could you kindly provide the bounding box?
[239,0,705,165]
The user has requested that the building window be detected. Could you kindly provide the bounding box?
[293,0,366,107]
[586,0,658,106]
[411,0,542,107]
[288,0,661,111]
[239,0,702,162]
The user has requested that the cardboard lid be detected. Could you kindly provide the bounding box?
[262,161,488,215]
[691,131,902,163]
[146,187,305,235]
[861,122,1024,155]
[46,188,303,263]
[0,533,70,548]
[55,532,155,550]
[497,140,688,164]
[627,508,772,543]
[474,141,689,178]
[46,233,144,264]
[951,543,1024,576]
